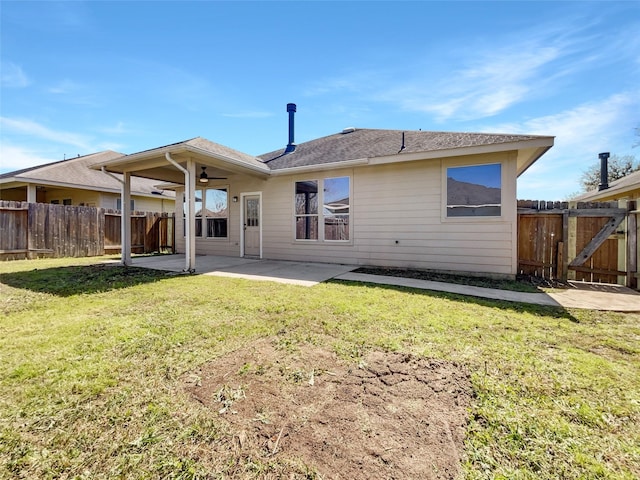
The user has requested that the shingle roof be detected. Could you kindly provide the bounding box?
[575,169,640,201]
[1,151,175,197]
[124,136,267,171]
[258,128,548,170]
[186,137,266,169]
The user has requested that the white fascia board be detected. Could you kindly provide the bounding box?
[270,158,369,176]
[0,177,21,186]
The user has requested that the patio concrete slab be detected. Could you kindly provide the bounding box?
[126,254,357,287]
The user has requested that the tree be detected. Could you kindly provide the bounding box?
[579,154,639,192]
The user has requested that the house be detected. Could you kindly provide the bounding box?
[575,169,640,202]
[91,104,554,278]
[0,151,175,212]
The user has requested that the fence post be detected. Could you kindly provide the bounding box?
[627,200,638,289]
[561,208,569,281]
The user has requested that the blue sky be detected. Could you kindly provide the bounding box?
[1,1,638,200]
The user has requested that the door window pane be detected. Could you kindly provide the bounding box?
[246,198,259,227]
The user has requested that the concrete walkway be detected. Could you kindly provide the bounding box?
[121,255,640,312]
[336,272,640,312]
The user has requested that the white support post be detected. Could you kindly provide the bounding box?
[165,152,196,273]
[186,159,196,272]
[26,184,37,203]
[121,172,132,266]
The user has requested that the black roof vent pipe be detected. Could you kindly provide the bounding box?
[285,103,297,154]
[598,152,610,191]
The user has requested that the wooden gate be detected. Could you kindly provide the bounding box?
[573,215,621,284]
[517,200,637,288]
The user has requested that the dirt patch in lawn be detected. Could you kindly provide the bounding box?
[182,338,473,479]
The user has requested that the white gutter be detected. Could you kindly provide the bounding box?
[165,153,194,273]
[269,158,369,176]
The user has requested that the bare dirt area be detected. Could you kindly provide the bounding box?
[182,338,473,479]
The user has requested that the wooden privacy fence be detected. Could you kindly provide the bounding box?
[518,200,638,288]
[0,201,174,261]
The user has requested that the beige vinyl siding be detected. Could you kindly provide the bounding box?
[124,195,173,213]
[45,188,101,207]
[346,154,516,275]
[0,185,173,212]
[175,151,519,277]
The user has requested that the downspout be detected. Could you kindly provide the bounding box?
[165,153,195,273]
[101,166,124,184]
[101,166,131,266]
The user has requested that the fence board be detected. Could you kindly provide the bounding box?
[517,213,563,279]
[0,201,28,258]
[1,201,174,260]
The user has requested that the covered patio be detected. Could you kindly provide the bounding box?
[114,254,357,287]
[91,137,270,272]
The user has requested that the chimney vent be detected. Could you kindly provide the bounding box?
[285,103,296,153]
[598,152,610,191]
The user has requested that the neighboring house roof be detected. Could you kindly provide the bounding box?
[0,151,175,199]
[92,128,553,183]
[575,169,640,201]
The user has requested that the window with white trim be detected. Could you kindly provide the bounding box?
[323,176,350,241]
[446,164,501,217]
[204,187,228,238]
[295,176,350,241]
[189,187,229,238]
[116,198,134,211]
[295,180,318,240]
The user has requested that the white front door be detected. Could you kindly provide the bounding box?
[243,194,261,257]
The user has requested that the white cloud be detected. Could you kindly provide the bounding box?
[1,62,30,88]
[0,117,93,151]
[48,79,81,95]
[428,47,562,121]
[503,92,637,155]
[0,144,57,173]
[97,121,128,135]
[511,92,640,199]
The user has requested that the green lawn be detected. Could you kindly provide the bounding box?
[1,256,639,479]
